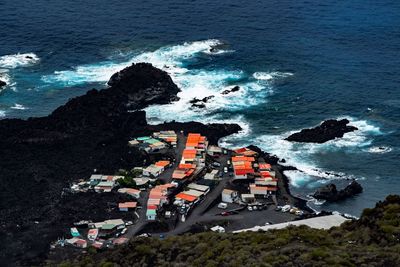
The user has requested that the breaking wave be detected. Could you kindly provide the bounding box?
[10,103,28,110]
[367,146,392,154]
[222,117,381,187]
[0,53,39,69]
[41,40,291,128]
[253,71,293,81]
[0,71,12,91]
[0,110,5,117]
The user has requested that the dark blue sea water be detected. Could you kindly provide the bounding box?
[1,0,399,216]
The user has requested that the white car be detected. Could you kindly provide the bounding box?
[223,167,228,173]
[218,203,228,209]
[281,205,291,212]
[247,206,253,211]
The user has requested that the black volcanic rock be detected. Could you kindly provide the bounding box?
[107,63,180,109]
[313,180,363,202]
[221,85,240,95]
[189,95,214,108]
[0,79,6,87]
[0,63,240,266]
[285,119,358,143]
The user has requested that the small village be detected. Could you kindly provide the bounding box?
[56,130,307,251]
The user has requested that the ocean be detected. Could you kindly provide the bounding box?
[1,0,399,216]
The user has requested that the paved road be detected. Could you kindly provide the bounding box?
[158,133,186,184]
[160,152,233,236]
[125,133,187,237]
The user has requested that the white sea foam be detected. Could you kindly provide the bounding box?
[223,117,381,187]
[10,103,28,110]
[0,70,16,92]
[367,146,392,154]
[0,110,6,117]
[0,53,39,69]
[41,39,227,86]
[253,71,293,81]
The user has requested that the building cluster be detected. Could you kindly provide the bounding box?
[153,131,178,147]
[221,147,278,205]
[146,183,175,221]
[129,131,177,152]
[128,136,167,152]
[171,133,208,185]
[174,183,211,218]
[63,219,131,250]
[70,175,123,193]
[143,160,171,178]
[145,133,215,221]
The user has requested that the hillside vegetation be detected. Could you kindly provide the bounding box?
[54,195,400,267]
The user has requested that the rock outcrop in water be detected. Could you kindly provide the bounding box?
[313,180,363,202]
[285,119,358,143]
[189,95,215,108]
[221,85,240,95]
[0,80,6,87]
[0,63,240,266]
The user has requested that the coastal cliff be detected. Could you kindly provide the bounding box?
[0,63,240,266]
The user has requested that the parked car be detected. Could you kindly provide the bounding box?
[218,202,228,209]
[295,210,304,216]
[282,205,291,212]
[212,162,221,168]
[221,211,231,216]
[121,228,127,235]
[138,233,152,237]
[223,167,228,173]
[247,206,253,211]
[125,221,133,226]
[275,206,282,211]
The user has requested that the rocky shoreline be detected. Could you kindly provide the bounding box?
[0,63,361,266]
[313,180,363,202]
[0,63,240,266]
[285,119,358,143]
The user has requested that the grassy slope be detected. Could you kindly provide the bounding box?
[54,195,400,267]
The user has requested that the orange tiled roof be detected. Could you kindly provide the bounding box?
[176,192,197,202]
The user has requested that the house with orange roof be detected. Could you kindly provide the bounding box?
[234,147,258,156]
[155,160,171,170]
[118,202,137,211]
[175,192,197,203]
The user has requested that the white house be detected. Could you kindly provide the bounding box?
[221,189,238,203]
[207,145,222,156]
[142,164,164,177]
[118,188,141,198]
